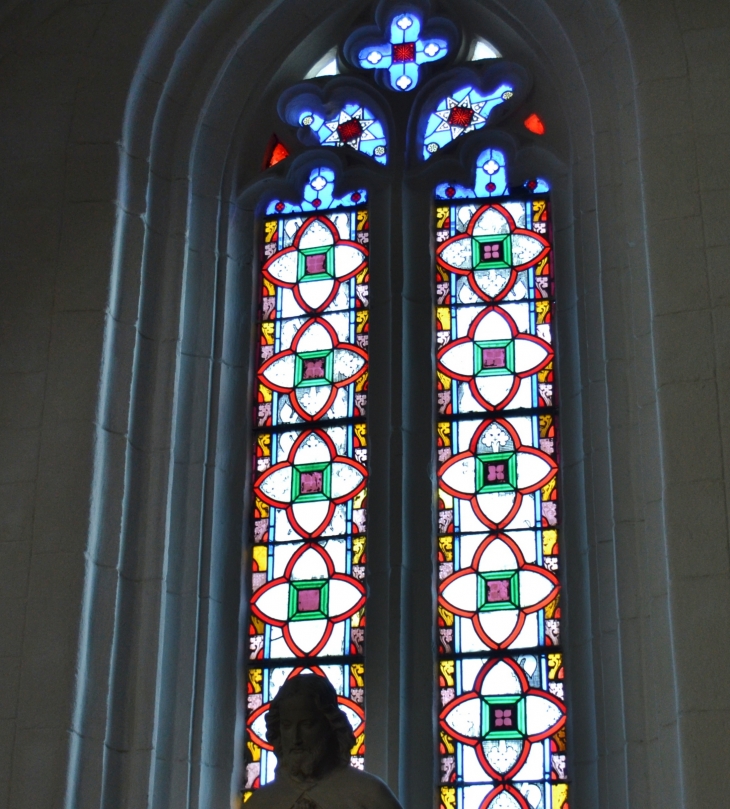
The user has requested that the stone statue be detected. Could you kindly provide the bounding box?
[245,674,403,809]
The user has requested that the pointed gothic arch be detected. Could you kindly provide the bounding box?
[64,2,681,809]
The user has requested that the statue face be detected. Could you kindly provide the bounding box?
[277,693,333,778]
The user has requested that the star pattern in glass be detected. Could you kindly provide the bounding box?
[424,86,514,159]
[300,104,387,164]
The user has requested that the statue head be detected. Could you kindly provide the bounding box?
[265,674,356,780]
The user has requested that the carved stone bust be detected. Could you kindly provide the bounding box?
[246,674,403,809]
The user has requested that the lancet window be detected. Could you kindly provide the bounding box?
[242,4,569,808]
[435,160,567,809]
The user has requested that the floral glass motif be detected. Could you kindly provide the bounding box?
[300,104,388,164]
[435,174,568,809]
[424,85,514,159]
[245,172,370,798]
[356,12,448,92]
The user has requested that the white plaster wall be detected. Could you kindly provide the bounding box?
[0,0,728,807]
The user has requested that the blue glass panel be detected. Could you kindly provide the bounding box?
[356,12,448,92]
[267,168,367,215]
[423,85,514,159]
[436,149,508,200]
[524,178,551,193]
[299,104,387,165]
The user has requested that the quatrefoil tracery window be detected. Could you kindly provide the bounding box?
[243,4,568,809]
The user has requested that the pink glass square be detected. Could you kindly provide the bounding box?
[487,463,505,482]
[482,242,501,260]
[483,347,506,368]
[298,588,321,612]
[302,358,326,379]
[487,579,510,602]
[300,470,323,494]
[305,253,327,274]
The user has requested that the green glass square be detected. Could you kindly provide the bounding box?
[298,246,334,282]
[291,462,331,502]
[475,452,517,493]
[474,339,514,376]
[472,235,512,270]
[288,579,329,621]
[477,570,520,612]
[481,695,525,740]
[294,350,334,388]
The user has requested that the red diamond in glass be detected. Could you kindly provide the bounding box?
[302,358,326,380]
[392,42,415,63]
[446,186,456,199]
[486,182,497,192]
[275,202,285,212]
[487,579,511,602]
[305,253,327,275]
[482,347,506,368]
[337,119,363,143]
[351,192,361,203]
[312,198,322,208]
[298,588,321,612]
[447,106,474,128]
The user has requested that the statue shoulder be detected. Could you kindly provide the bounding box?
[328,766,402,809]
[243,779,297,809]
[243,767,402,809]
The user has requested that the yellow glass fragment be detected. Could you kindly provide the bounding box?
[257,434,271,457]
[354,425,368,447]
[252,545,267,572]
[248,668,263,693]
[544,595,560,619]
[548,653,563,680]
[543,529,558,555]
[264,221,277,242]
[437,307,451,331]
[440,786,456,809]
[261,321,275,344]
[439,535,454,562]
[440,730,455,755]
[439,658,455,686]
[552,783,569,809]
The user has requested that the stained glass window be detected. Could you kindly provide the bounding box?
[353,11,449,91]
[435,163,568,809]
[266,167,367,215]
[436,148,508,200]
[246,9,572,805]
[244,169,370,797]
[300,104,388,164]
[423,86,514,159]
